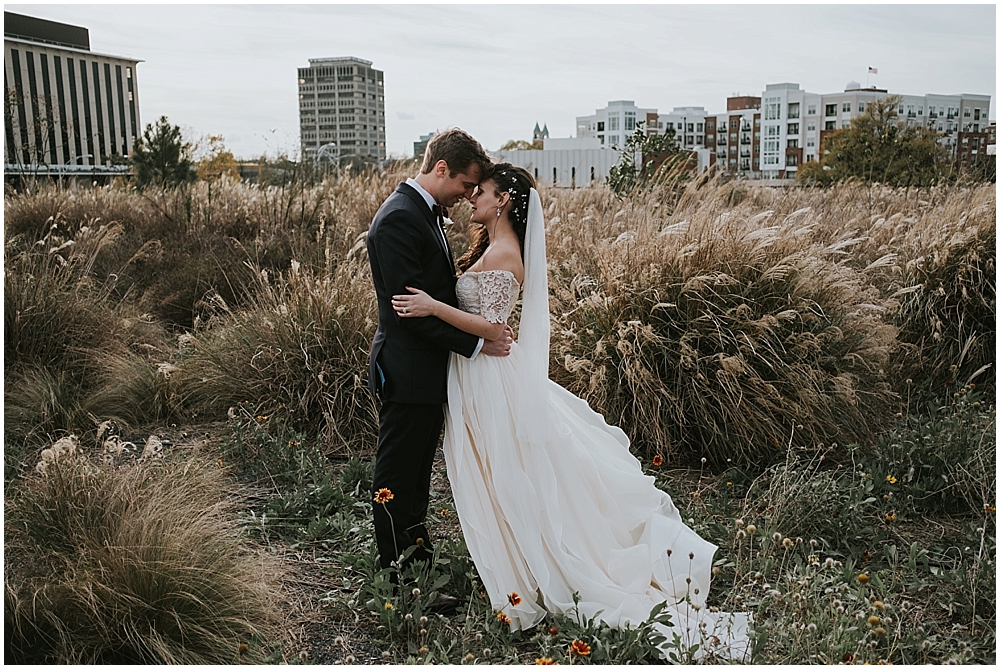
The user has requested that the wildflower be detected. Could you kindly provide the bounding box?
[652,454,664,467]
[843,652,855,662]
[536,658,557,665]
[419,646,428,655]
[548,625,559,635]
[382,650,391,659]
[384,601,393,610]
[440,508,450,516]
[419,616,428,625]
[465,653,476,662]
[873,600,885,611]
[475,633,483,642]
[874,626,887,638]
[416,537,424,547]
[857,573,870,585]
[726,481,733,486]
[497,612,511,625]
[712,566,721,575]
[772,532,783,543]
[782,537,794,549]
[884,511,896,523]
[374,488,394,504]
[689,552,695,560]
[345,655,356,663]
[807,623,817,633]
[570,640,591,656]
[736,519,744,527]
[256,414,268,422]
[238,642,249,655]
[985,505,996,513]
[508,592,522,606]
[405,613,413,621]
[482,648,491,658]
[334,636,345,646]
[412,587,421,597]
[746,524,757,534]
[868,615,880,626]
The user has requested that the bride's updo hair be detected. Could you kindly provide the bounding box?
[456,163,536,274]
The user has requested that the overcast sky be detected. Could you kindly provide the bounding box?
[9,2,996,160]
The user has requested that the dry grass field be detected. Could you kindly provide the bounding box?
[4,173,994,663]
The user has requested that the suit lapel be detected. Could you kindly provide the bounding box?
[396,183,455,274]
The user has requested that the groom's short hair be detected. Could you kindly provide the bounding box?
[420,128,491,177]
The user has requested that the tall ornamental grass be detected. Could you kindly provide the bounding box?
[5,439,283,663]
[545,190,898,466]
[178,258,378,456]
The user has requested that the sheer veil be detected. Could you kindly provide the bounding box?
[514,189,550,448]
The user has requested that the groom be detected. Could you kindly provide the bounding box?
[366,129,512,605]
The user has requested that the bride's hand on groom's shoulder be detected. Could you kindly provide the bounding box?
[392,286,436,318]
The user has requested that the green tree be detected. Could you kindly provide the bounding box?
[797,95,951,187]
[607,121,684,197]
[130,116,196,189]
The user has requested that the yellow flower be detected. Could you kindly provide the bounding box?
[886,474,897,484]
[782,537,794,549]
[374,488,394,504]
[535,657,557,665]
[497,612,511,625]
[508,592,522,606]
[985,505,996,513]
[440,508,449,516]
[874,626,887,638]
[384,601,393,610]
[857,573,870,585]
[868,615,881,626]
[873,600,885,611]
[884,511,896,523]
[570,640,591,656]
[652,455,664,467]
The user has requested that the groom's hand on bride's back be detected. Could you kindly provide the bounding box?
[481,325,514,357]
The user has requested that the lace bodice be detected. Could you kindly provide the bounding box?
[455,270,521,324]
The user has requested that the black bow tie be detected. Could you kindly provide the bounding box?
[432,204,448,231]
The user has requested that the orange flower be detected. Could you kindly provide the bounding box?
[652,455,664,467]
[535,658,557,665]
[508,592,522,606]
[374,488,394,504]
[856,573,870,585]
[497,612,511,625]
[570,640,591,656]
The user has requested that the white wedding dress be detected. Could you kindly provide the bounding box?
[443,266,751,662]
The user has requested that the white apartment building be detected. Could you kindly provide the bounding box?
[298,57,385,163]
[4,11,140,181]
[759,81,992,180]
[576,100,662,147]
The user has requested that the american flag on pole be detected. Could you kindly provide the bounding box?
[868,67,878,74]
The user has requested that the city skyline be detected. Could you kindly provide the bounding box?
[8,3,996,160]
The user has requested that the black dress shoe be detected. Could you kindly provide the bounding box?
[425,593,461,615]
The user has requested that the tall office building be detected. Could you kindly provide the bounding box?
[4,11,141,178]
[298,57,385,164]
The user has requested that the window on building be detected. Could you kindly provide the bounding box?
[765,125,780,138]
[858,101,865,113]
[787,123,799,135]
[787,154,798,166]
[917,106,923,115]
[964,108,971,117]
[695,122,703,132]
[707,121,715,130]
[599,135,604,144]
[625,111,636,131]
[610,135,618,145]
[807,121,816,131]
[825,104,837,117]
[806,137,815,147]
[730,145,736,154]
[609,115,620,130]
[825,121,836,130]
[974,108,981,120]
[696,135,703,144]
[787,139,799,148]
[664,122,673,130]
[806,154,815,162]
[754,157,760,167]
[597,121,605,131]
[707,134,714,142]
[842,102,851,113]
[686,123,693,132]
[764,97,781,120]
[807,104,816,115]
[787,102,800,119]
[843,120,850,129]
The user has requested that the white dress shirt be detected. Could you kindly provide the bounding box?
[405,177,484,359]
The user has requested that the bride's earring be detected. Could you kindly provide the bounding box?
[496,206,502,218]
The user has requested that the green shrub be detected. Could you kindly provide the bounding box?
[5,442,283,663]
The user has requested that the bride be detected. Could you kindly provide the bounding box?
[391,164,751,661]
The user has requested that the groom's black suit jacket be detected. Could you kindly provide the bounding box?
[367,182,480,404]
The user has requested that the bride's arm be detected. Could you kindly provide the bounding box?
[393,287,506,340]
